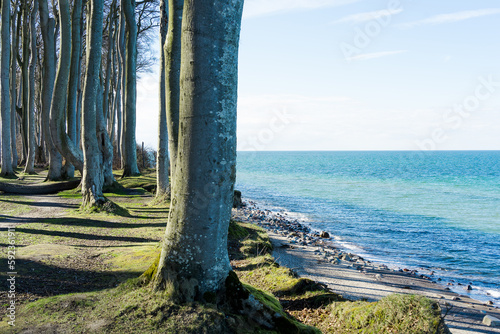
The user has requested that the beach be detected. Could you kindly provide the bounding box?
[232,199,500,334]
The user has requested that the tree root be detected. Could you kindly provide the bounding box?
[0,179,81,195]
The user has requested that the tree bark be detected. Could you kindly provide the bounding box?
[39,0,63,180]
[165,0,183,182]
[24,0,38,174]
[10,5,18,170]
[49,0,84,173]
[152,0,244,302]
[156,0,170,198]
[121,0,140,177]
[81,0,105,209]
[64,0,83,179]
[0,0,15,177]
[96,79,115,188]
[20,1,29,169]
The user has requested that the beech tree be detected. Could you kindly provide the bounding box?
[156,0,169,198]
[0,0,16,177]
[49,0,84,174]
[121,0,140,177]
[39,0,64,180]
[81,0,105,208]
[151,0,244,302]
[23,0,38,174]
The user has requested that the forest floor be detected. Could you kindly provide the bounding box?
[0,168,450,333]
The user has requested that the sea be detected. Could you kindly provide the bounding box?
[235,151,500,307]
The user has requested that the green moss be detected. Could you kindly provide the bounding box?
[228,220,250,239]
[139,252,162,284]
[78,198,131,217]
[117,169,156,193]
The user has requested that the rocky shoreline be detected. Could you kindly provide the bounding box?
[232,199,500,333]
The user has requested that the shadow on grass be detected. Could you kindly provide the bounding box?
[0,198,78,209]
[15,227,156,243]
[0,258,141,306]
[0,216,166,229]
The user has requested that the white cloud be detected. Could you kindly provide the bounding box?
[332,8,403,24]
[346,50,407,61]
[243,0,361,18]
[399,8,500,28]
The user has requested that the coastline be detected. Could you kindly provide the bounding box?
[232,199,500,334]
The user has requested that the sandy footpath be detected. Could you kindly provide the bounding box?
[232,203,500,334]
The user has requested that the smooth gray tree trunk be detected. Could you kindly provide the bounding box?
[64,0,83,179]
[81,0,104,208]
[117,11,125,166]
[156,0,169,198]
[121,0,140,177]
[153,0,244,302]
[39,0,63,180]
[10,4,18,169]
[49,0,84,173]
[1,0,15,177]
[96,80,115,188]
[165,0,183,181]
[20,2,29,169]
[24,0,38,174]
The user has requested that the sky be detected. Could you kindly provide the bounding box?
[136,0,500,151]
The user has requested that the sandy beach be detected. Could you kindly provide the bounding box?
[232,200,500,334]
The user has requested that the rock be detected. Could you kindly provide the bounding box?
[452,297,460,301]
[342,254,351,262]
[320,231,330,238]
[483,315,500,327]
[232,190,242,208]
[487,300,494,305]
[465,285,472,291]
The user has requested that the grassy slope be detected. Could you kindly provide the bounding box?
[0,171,448,333]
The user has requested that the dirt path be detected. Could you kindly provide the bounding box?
[0,194,80,228]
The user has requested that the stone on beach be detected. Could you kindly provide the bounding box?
[320,231,330,238]
[483,314,500,327]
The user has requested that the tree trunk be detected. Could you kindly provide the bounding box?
[81,0,105,209]
[64,0,83,179]
[0,0,15,177]
[156,0,170,198]
[152,0,244,302]
[9,3,19,170]
[96,79,115,188]
[49,0,84,173]
[165,0,183,183]
[20,1,29,170]
[39,0,64,180]
[0,179,80,194]
[24,0,38,174]
[116,10,125,166]
[121,0,140,177]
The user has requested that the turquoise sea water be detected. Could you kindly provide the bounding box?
[236,151,500,306]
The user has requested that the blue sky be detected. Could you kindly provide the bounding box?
[137,0,500,151]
